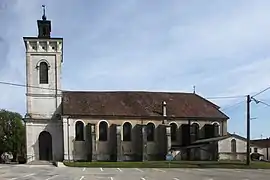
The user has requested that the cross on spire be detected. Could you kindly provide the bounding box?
[42,5,47,20]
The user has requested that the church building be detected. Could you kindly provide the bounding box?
[23,9,229,163]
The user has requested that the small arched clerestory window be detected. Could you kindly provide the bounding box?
[39,61,49,84]
[170,123,177,141]
[146,123,155,142]
[75,121,84,141]
[99,121,108,141]
[123,122,132,141]
[231,139,236,153]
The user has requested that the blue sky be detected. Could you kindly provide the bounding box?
[0,0,270,139]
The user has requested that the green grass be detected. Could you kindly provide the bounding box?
[63,160,270,169]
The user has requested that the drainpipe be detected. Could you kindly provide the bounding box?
[67,116,70,162]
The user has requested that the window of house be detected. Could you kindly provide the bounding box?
[191,123,200,141]
[213,123,220,137]
[254,147,258,153]
[39,62,49,84]
[123,122,132,141]
[231,139,236,153]
[170,123,177,141]
[75,121,84,141]
[146,123,155,141]
[99,121,108,141]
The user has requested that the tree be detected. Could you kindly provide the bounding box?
[0,109,25,161]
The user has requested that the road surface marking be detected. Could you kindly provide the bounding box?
[9,174,35,179]
[100,167,104,171]
[234,170,242,172]
[117,168,123,172]
[173,178,180,180]
[82,168,86,171]
[46,175,59,180]
[79,176,84,180]
[23,173,35,178]
[141,178,146,180]
[110,177,113,180]
[135,168,144,172]
[153,168,166,172]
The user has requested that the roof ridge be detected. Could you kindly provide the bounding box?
[63,90,195,94]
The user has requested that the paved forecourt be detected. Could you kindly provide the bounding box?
[1,164,270,180]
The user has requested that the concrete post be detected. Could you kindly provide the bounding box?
[91,124,97,161]
[142,125,147,161]
[166,125,171,153]
[62,117,69,161]
[116,125,122,161]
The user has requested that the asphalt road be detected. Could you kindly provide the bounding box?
[0,164,270,180]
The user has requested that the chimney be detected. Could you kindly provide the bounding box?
[162,101,167,117]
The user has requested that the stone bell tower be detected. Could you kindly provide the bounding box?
[23,5,64,163]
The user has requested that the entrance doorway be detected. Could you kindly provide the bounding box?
[38,131,52,161]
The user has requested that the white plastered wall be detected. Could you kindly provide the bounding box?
[26,121,63,162]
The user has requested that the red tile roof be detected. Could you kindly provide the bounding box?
[62,91,229,119]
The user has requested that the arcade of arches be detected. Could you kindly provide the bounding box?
[65,120,222,161]
[73,121,221,144]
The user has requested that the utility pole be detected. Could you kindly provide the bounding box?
[246,95,251,165]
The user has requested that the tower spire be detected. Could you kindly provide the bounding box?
[37,5,51,38]
[42,5,47,20]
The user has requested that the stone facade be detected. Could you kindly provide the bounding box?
[61,118,226,162]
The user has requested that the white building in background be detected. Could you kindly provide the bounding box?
[173,133,264,161]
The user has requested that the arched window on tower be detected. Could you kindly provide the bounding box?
[75,121,84,141]
[146,123,155,142]
[99,121,108,141]
[39,62,49,84]
[231,139,236,153]
[123,122,132,141]
[170,123,177,141]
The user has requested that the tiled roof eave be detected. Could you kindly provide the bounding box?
[61,113,228,120]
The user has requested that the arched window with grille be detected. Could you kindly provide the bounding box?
[123,122,132,141]
[170,123,177,141]
[146,123,155,141]
[99,121,108,141]
[75,121,84,141]
[39,61,49,84]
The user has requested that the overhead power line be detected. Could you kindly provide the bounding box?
[0,80,269,104]
[251,97,270,108]
[251,85,270,98]
[0,81,62,91]
[206,95,246,100]
[0,81,248,99]
[221,100,245,111]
